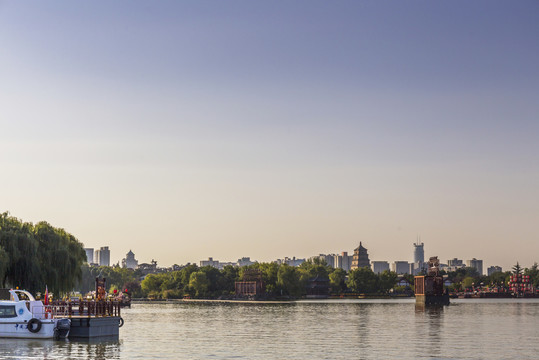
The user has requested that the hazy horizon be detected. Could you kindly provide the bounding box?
[1,1,538,271]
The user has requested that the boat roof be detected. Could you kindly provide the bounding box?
[0,289,36,302]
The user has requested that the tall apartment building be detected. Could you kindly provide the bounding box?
[413,240,424,264]
[200,257,220,268]
[94,246,110,267]
[281,257,305,267]
[466,258,483,275]
[391,261,410,274]
[447,258,463,266]
[310,254,335,268]
[334,252,353,271]
[446,258,465,272]
[84,248,94,264]
[371,261,390,274]
[237,257,254,267]
[487,266,503,276]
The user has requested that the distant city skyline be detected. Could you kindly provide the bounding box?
[96,240,517,276]
[1,1,538,272]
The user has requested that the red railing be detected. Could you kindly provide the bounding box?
[49,300,121,318]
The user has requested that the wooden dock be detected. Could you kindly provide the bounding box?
[49,300,123,339]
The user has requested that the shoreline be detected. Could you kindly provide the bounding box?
[131,295,539,304]
[130,295,414,304]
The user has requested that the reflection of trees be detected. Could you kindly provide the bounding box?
[0,337,120,359]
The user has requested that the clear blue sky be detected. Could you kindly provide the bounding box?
[1,1,538,270]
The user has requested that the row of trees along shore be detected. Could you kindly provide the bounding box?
[0,212,87,294]
[3,212,539,299]
[92,260,539,300]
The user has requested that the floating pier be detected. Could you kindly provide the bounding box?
[50,299,123,339]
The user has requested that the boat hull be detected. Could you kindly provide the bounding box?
[0,319,69,339]
[0,320,58,339]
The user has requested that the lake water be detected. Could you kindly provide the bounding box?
[0,299,538,359]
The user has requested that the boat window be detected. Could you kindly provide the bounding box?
[15,291,31,301]
[0,305,17,318]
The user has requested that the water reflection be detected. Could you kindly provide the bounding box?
[0,337,120,360]
[413,304,446,358]
[0,338,56,359]
[2,300,538,359]
[352,303,372,356]
[65,337,121,360]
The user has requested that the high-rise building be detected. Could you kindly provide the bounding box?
[466,258,483,275]
[84,248,94,264]
[334,252,353,271]
[371,261,390,274]
[391,261,410,274]
[487,266,503,276]
[351,242,370,269]
[122,250,138,270]
[413,239,424,264]
[95,246,110,267]
[446,258,465,271]
[310,254,335,268]
[447,258,463,267]
[237,257,254,267]
[200,257,220,268]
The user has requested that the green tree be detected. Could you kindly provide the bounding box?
[219,265,240,295]
[298,259,331,283]
[524,263,539,287]
[258,262,279,294]
[378,270,398,294]
[462,276,475,289]
[488,271,510,286]
[277,264,302,297]
[123,280,142,297]
[329,268,346,293]
[0,213,87,294]
[347,267,378,294]
[189,271,210,298]
[513,262,522,276]
[179,264,199,287]
[141,274,164,298]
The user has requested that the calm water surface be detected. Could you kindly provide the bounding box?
[0,299,538,359]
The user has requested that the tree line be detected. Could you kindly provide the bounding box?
[92,260,539,300]
[0,212,87,295]
[442,263,539,291]
[3,212,538,299]
[133,260,401,299]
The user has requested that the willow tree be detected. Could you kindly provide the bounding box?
[0,213,40,290]
[34,221,87,294]
[0,212,86,294]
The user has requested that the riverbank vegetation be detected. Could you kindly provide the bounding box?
[87,260,539,300]
[134,260,402,299]
[0,212,87,295]
[3,212,539,299]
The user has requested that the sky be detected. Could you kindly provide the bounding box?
[1,1,538,271]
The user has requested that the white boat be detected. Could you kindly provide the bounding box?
[0,288,70,339]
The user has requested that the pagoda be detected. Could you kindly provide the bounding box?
[351,242,370,269]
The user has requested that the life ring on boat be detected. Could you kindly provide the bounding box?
[118,317,124,328]
[27,318,42,333]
